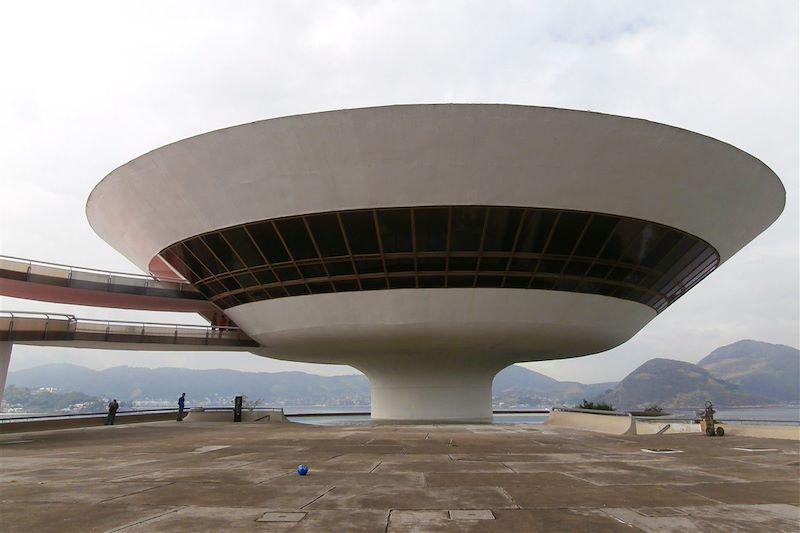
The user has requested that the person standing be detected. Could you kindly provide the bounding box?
[105,399,119,425]
[177,392,186,421]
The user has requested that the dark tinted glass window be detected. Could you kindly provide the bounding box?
[509,257,536,272]
[161,248,195,280]
[219,277,240,292]
[354,259,383,274]
[385,257,415,272]
[274,218,317,260]
[478,256,509,272]
[414,208,448,252]
[333,279,359,291]
[307,281,334,293]
[234,273,258,288]
[388,277,416,289]
[306,214,348,257]
[253,269,276,285]
[183,239,224,275]
[202,233,244,271]
[162,205,718,314]
[476,275,503,287]
[299,264,327,278]
[377,210,413,253]
[449,207,485,251]
[418,275,445,288]
[274,266,301,281]
[546,212,590,255]
[516,211,557,253]
[417,256,446,271]
[341,211,379,254]
[248,222,290,264]
[483,208,523,252]
[448,256,478,271]
[180,242,215,278]
[285,284,309,296]
[504,275,530,288]
[222,228,264,267]
[573,216,617,257]
[360,277,387,290]
[326,260,354,276]
[447,275,475,288]
[266,287,288,298]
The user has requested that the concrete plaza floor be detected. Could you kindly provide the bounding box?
[0,420,798,532]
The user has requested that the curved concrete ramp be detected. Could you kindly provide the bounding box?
[545,408,636,435]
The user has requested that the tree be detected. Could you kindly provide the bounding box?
[576,399,615,411]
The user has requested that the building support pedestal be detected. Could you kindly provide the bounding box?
[357,358,505,423]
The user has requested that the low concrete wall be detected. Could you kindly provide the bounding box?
[0,412,177,434]
[635,421,700,435]
[183,409,285,423]
[720,424,800,440]
[545,409,635,435]
[634,421,799,440]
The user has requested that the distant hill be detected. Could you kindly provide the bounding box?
[8,338,795,412]
[601,358,769,409]
[7,363,612,409]
[698,340,799,403]
[492,364,615,405]
[7,364,370,406]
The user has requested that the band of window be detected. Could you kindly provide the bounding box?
[158,206,720,313]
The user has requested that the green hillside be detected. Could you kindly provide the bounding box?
[602,358,768,409]
[698,340,799,403]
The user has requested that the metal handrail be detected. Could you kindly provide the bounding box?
[1,254,188,284]
[0,311,77,320]
[0,311,232,331]
[0,406,285,422]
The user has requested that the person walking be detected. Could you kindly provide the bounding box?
[105,399,119,425]
[177,392,186,421]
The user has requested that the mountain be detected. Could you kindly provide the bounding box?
[601,358,769,409]
[7,364,370,406]
[698,340,799,403]
[492,364,615,405]
[7,363,612,409]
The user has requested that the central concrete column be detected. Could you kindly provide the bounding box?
[0,343,12,407]
[356,358,504,423]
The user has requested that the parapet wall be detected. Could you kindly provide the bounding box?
[183,409,285,423]
[545,409,636,435]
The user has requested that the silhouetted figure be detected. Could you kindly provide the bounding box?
[177,392,186,421]
[105,399,119,425]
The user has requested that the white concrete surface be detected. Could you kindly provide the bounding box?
[229,289,653,422]
[0,343,11,406]
[88,104,785,271]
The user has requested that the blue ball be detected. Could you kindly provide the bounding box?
[297,464,309,476]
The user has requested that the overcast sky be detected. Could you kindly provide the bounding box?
[1,1,797,383]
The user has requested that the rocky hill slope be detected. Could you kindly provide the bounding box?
[601,358,768,409]
[698,340,799,403]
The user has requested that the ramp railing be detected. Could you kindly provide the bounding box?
[0,255,204,300]
[0,311,258,347]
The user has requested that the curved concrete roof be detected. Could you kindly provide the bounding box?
[87,104,785,273]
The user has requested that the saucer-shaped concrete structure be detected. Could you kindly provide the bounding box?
[87,104,785,422]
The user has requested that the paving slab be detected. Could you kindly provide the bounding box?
[1,420,798,532]
[603,503,800,532]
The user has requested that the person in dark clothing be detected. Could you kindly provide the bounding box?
[177,393,186,421]
[105,399,119,425]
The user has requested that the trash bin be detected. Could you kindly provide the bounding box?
[234,395,243,422]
